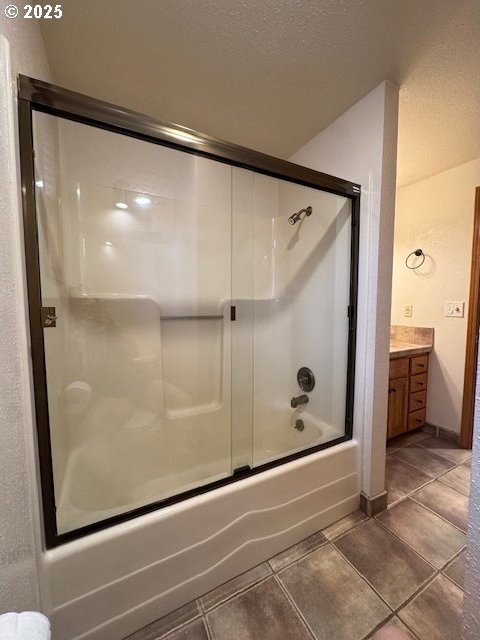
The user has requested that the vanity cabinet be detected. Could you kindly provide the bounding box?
[387,354,429,439]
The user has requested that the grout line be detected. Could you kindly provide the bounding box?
[327,533,451,635]
[201,573,273,614]
[330,539,395,613]
[273,572,318,639]
[374,504,465,575]
[373,513,439,569]
[436,476,470,497]
[268,535,328,573]
[441,571,466,593]
[414,443,472,466]
[408,495,468,535]
[389,448,456,478]
[322,513,370,542]
[203,612,213,640]
[386,452,438,480]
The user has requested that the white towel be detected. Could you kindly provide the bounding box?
[0,612,50,640]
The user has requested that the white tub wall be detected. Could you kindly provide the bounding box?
[276,182,351,436]
[289,81,399,500]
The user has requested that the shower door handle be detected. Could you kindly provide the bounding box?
[41,306,57,328]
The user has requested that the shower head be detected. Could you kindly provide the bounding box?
[288,206,313,225]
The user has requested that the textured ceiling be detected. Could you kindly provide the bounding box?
[41,0,479,186]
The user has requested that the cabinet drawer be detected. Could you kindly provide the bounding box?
[408,408,426,430]
[390,357,409,379]
[409,390,427,413]
[411,354,428,375]
[410,373,428,393]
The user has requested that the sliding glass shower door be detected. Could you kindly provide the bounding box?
[22,77,358,545]
[33,111,242,534]
[232,170,353,468]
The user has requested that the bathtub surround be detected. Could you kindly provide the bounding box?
[391,158,480,433]
[26,95,358,541]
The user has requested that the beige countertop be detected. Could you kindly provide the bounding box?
[389,325,434,360]
[389,342,433,359]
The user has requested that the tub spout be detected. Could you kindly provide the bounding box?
[291,394,309,408]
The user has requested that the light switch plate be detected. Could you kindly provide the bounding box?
[403,304,413,317]
[445,301,465,317]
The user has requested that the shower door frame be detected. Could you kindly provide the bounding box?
[18,75,361,548]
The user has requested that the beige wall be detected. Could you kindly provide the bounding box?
[391,159,480,433]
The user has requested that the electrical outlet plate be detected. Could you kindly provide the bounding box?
[403,304,413,317]
[445,301,465,317]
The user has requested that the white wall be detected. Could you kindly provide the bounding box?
[290,81,399,500]
[0,10,51,612]
[391,159,480,433]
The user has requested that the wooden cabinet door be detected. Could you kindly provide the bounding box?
[387,377,409,438]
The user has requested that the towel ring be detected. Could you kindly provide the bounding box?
[405,249,426,270]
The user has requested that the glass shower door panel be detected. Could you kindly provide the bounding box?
[250,174,352,466]
[32,111,234,534]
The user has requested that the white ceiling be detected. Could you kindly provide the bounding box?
[41,0,479,187]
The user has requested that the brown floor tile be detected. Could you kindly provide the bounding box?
[391,446,455,477]
[398,575,463,640]
[444,551,466,589]
[416,436,471,464]
[201,563,271,610]
[376,499,465,568]
[205,577,312,640]
[372,617,416,639]
[385,456,432,500]
[386,430,430,453]
[165,619,208,640]
[269,531,327,571]
[278,544,390,640]
[439,463,471,496]
[334,519,434,609]
[322,510,369,541]
[126,601,201,640]
[412,481,469,531]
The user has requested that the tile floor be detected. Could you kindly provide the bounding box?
[125,430,471,640]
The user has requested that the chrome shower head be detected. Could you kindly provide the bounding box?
[288,206,313,225]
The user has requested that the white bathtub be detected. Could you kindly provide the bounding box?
[57,402,343,534]
[42,438,359,640]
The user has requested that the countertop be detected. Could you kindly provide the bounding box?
[389,325,434,359]
[389,342,433,359]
